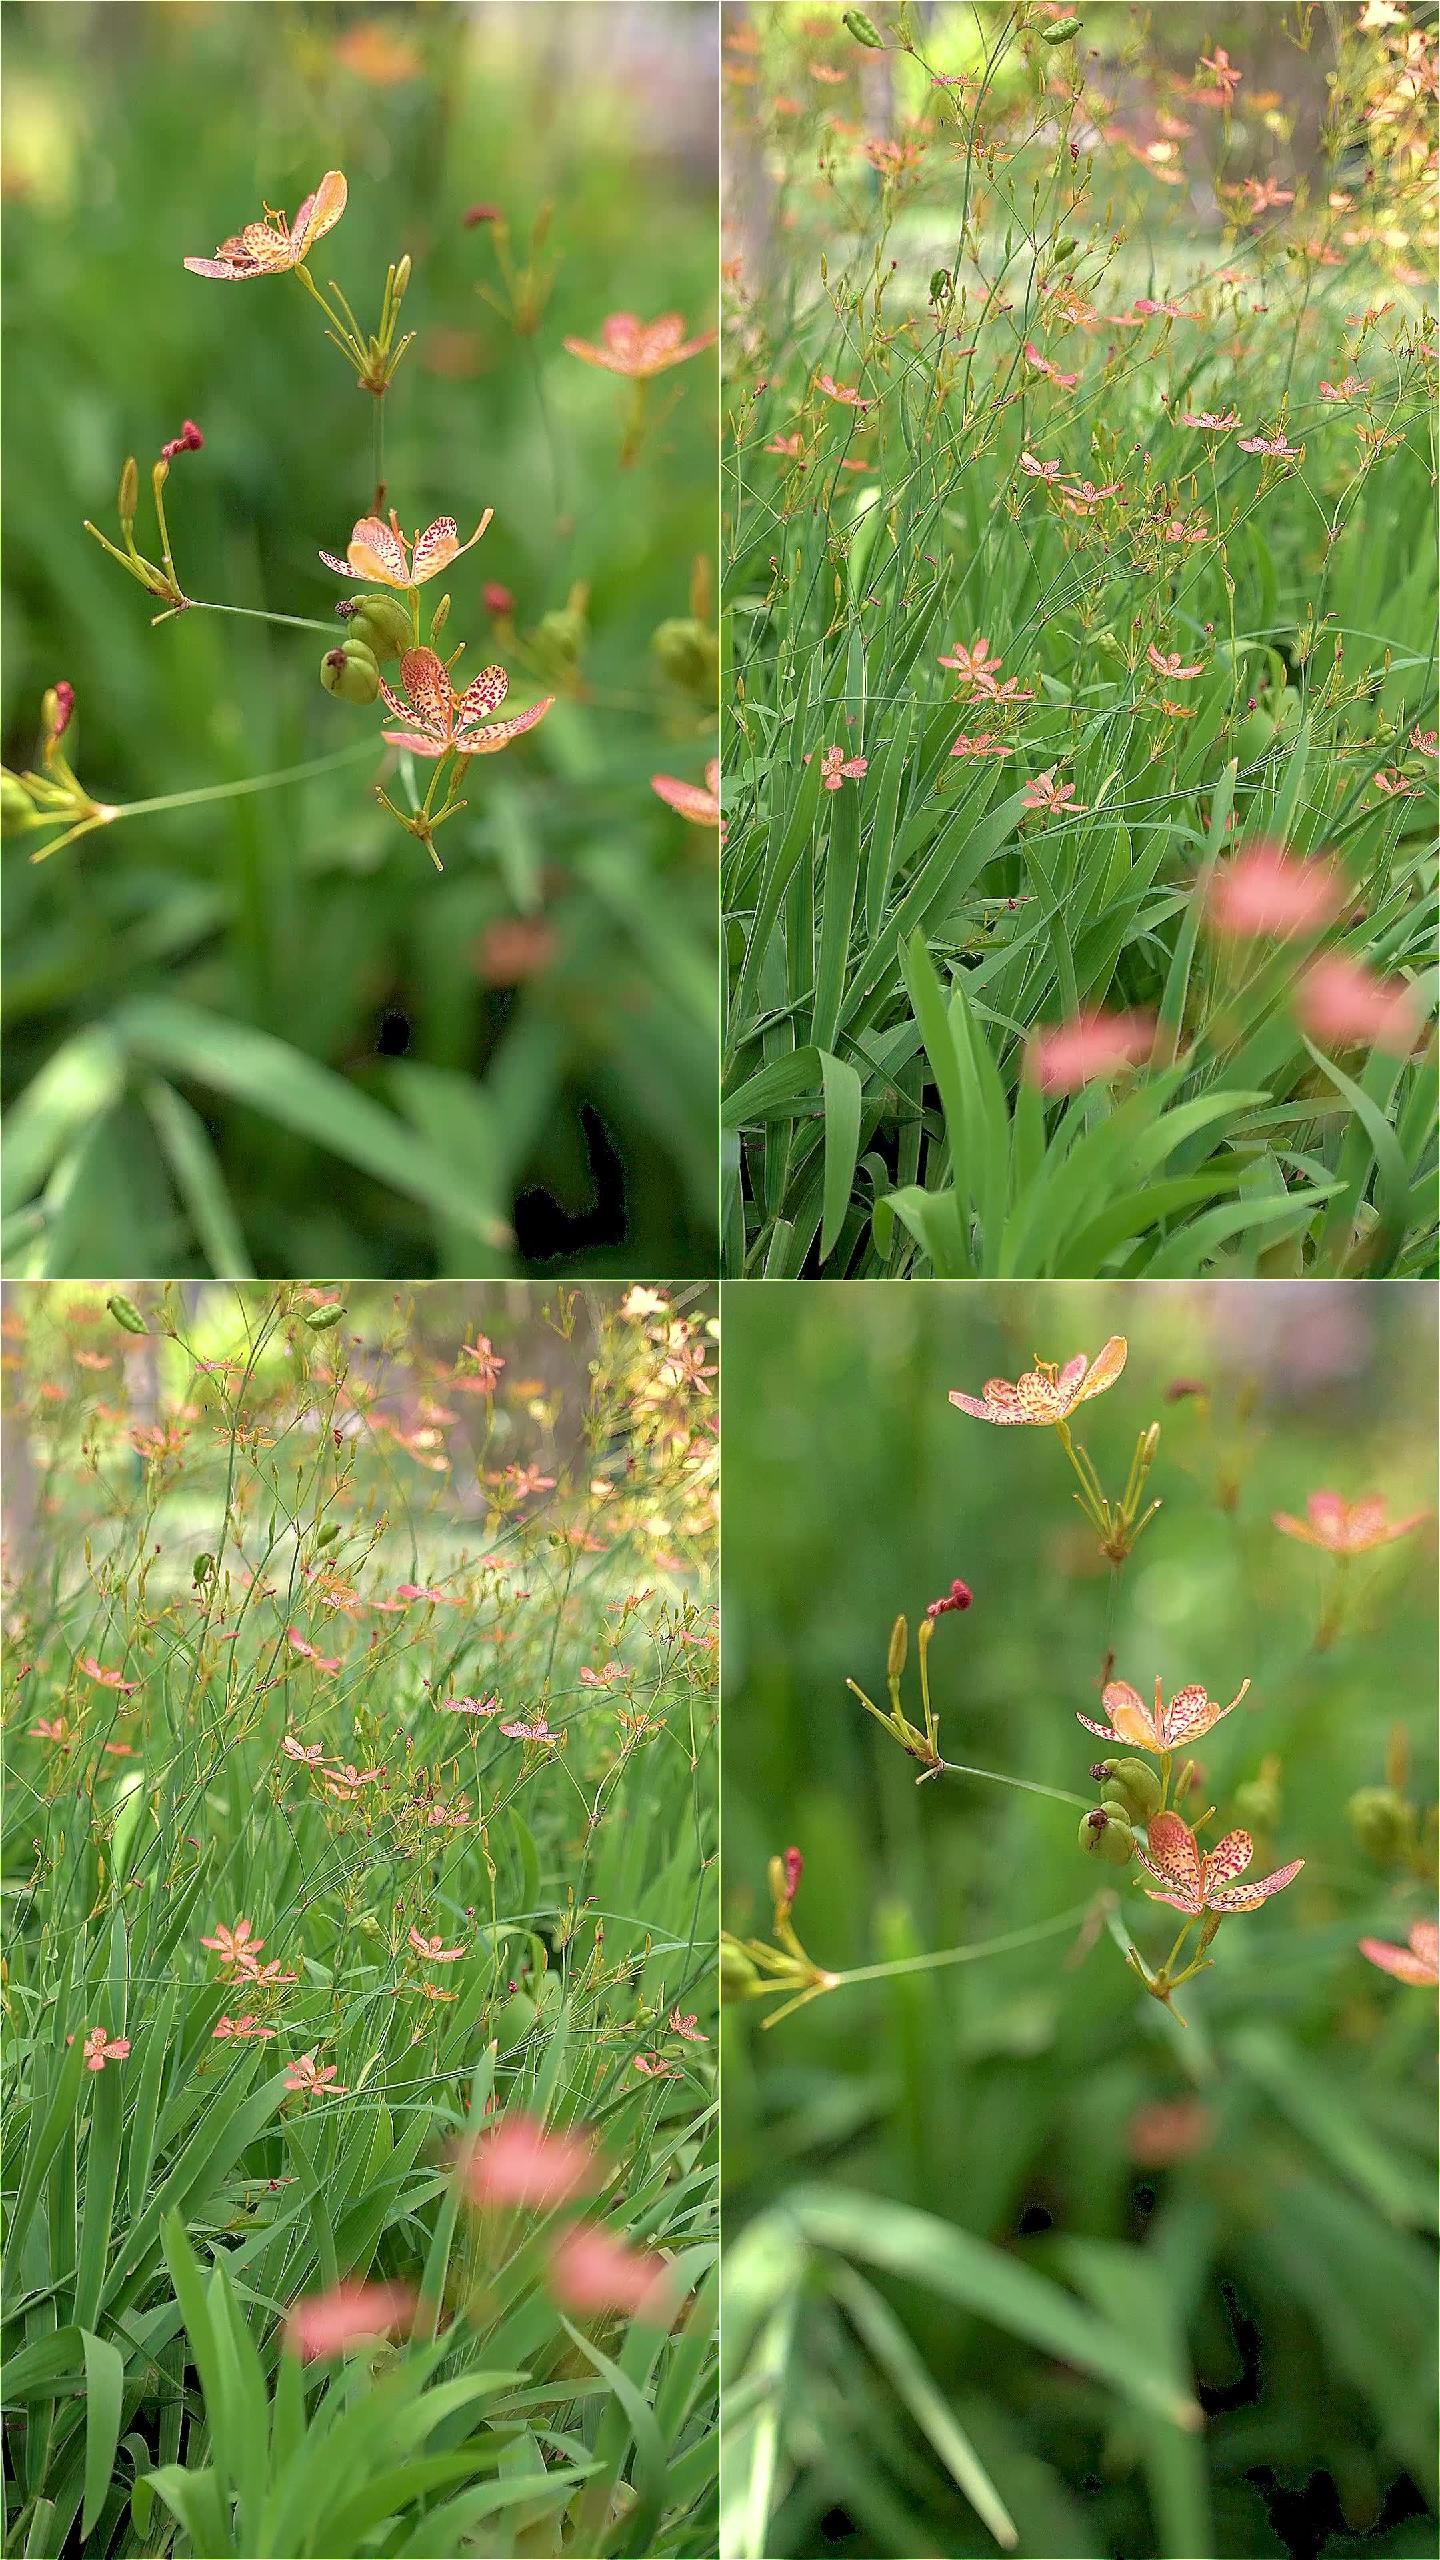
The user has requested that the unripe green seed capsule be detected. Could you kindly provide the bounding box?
[107,1294,148,1335]
[929,268,953,303]
[1079,1805,1135,1866]
[320,642,379,705]
[304,1303,346,1331]
[316,1521,341,1548]
[1108,1755,1162,1821]
[1042,15,1082,42]
[843,9,884,46]
[348,593,412,663]
[192,1551,214,1586]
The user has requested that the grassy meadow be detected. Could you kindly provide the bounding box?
[722,1280,1437,2560]
[1,1282,718,2556]
[721,2,1438,1278]
[2,3,719,1281]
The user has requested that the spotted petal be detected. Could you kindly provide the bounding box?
[380,728,448,759]
[454,697,555,758]
[1015,1373,1064,1421]
[454,665,509,725]
[1136,1811,1203,1910]
[346,517,412,586]
[1162,1678,1248,1747]
[1199,1828,1253,1898]
[293,170,348,256]
[1056,1353,1089,1398]
[396,649,453,732]
[1097,1679,1161,1750]
[1209,1856,1304,1912]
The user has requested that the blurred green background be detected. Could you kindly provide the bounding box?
[723,1281,1437,2560]
[2,1,718,1280]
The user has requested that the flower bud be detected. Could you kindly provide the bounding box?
[1079,1805,1135,1865]
[119,456,139,532]
[1347,1784,1415,1865]
[484,581,515,617]
[320,643,380,705]
[107,1295,148,1335]
[428,594,452,642]
[347,594,412,664]
[844,8,884,45]
[887,1615,908,1683]
[651,615,719,698]
[721,1937,761,2001]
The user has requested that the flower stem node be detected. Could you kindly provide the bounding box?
[320,642,380,705]
[1080,1805,1136,1866]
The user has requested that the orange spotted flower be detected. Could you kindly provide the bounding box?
[184,170,348,280]
[1359,1919,1439,1987]
[1273,1491,1428,1554]
[652,760,722,828]
[1078,1673,1251,1753]
[563,313,716,377]
[1138,1812,1303,1915]
[378,650,554,761]
[950,1335,1127,1426]
[320,510,492,592]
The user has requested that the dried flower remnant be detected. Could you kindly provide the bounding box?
[1078,1674,1251,1754]
[184,170,348,279]
[1358,1919,1439,1987]
[949,1336,1127,1427]
[284,2280,419,2360]
[926,1578,973,1619]
[1273,1491,1428,1554]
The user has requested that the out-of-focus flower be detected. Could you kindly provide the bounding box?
[1238,431,1300,458]
[69,2027,131,2072]
[185,171,347,279]
[926,1578,974,1618]
[1137,1813,1302,1914]
[213,2015,275,2041]
[1078,1673,1251,1753]
[79,1656,140,1691]
[547,2223,672,2319]
[440,1692,503,1715]
[949,1336,1126,1426]
[460,2112,598,2210]
[334,24,422,83]
[1146,645,1204,680]
[1205,841,1345,938]
[320,511,492,591]
[284,2280,418,2358]
[1025,1009,1155,1091]
[564,314,715,377]
[1295,954,1423,1055]
[652,760,722,827]
[500,1716,555,1743]
[1180,410,1240,430]
[633,2053,680,2078]
[1273,1491,1428,1554]
[1023,343,1080,387]
[287,1630,341,1671]
[1126,2097,1214,2163]
[379,650,554,761]
[475,917,556,983]
[1358,1919,1439,1987]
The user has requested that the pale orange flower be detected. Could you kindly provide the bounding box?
[1146,645,1205,680]
[285,2280,419,2359]
[1273,1491,1428,1555]
[379,650,554,761]
[1025,1009,1155,1092]
[1078,1673,1251,1754]
[284,2051,348,2099]
[563,313,715,377]
[79,1656,139,1692]
[815,372,871,410]
[1126,2098,1214,2163]
[185,170,347,279]
[1180,409,1240,430]
[633,2053,681,2078]
[1359,1919,1439,1987]
[201,1918,265,1966]
[949,1335,1127,1426]
[213,2015,275,2041]
[286,1630,341,1671]
[320,510,492,592]
[408,1928,466,1962]
[1023,343,1080,388]
[668,2010,708,2041]
[938,636,1002,687]
[1295,954,1423,1055]
[69,2027,131,2072]
[334,24,422,83]
[652,760,722,828]
[460,2113,598,2211]
[547,2223,672,2319]
[1022,770,1087,816]
[1138,1814,1302,1915]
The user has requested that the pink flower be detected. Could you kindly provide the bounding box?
[815,373,871,409]
[810,745,867,792]
[408,1928,466,1962]
[564,314,716,379]
[201,1918,265,1966]
[500,1717,555,1743]
[1205,841,1345,939]
[1025,1009,1155,1091]
[284,2052,348,2099]
[1138,1814,1301,1916]
[633,2053,680,2078]
[1127,2098,1214,2163]
[1146,645,1204,680]
[1023,343,1080,388]
[1180,410,1240,430]
[1319,376,1364,401]
[1020,452,1064,481]
[1022,770,1087,817]
[1132,297,1192,319]
[1273,1491,1428,1555]
[950,1336,1127,1426]
[547,2223,672,2320]
[1078,1673,1251,1755]
[1238,432,1300,458]
[767,433,805,457]
[652,760,723,828]
[282,1734,325,1764]
[79,1656,140,1692]
[377,649,554,762]
[441,1693,502,1716]
[460,1333,506,1388]
[284,2281,418,2359]
[29,1717,71,1745]
[213,2015,275,2041]
[668,2010,708,2041]
[950,733,1010,759]
[1295,954,1423,1055]
[184,170,347,279]
[1359,1920,1439,1988]
[69,2027,131,2072]
[460,2113,598,2211]
[938,635,1002,687]
[286,1630,341,1672]
[1195,47,1242,104]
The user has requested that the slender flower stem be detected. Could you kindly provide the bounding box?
[90,739,381,826]
[828,1898,1099,1990]
[153,598,342,637]
[933,1758,1091,1809]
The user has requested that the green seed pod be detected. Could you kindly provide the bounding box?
[1079,1805,1135,1867]
[1041,15,1082,42]
[651,615,719,698]
[304,1303,346,1332]
[929,267,953,304]
[843,8,884,45]
[348,593,412,664]
[1053,236,1079,263]
[721,1937,761,2001]
[320,642,379,705]
[1103,1756,1162,1822]
[494,1990,538,2049]
[191,1551,215,1587]
[1347,1784,1415,1865]
[315,1521,341,1549]
[534,605,587,673]
[107,1294,148,1336]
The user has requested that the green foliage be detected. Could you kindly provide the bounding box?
[722,1280,1437,2558]
[2,1283,718,2556]
[722,3,1437,1277]
[2,4,719,1278]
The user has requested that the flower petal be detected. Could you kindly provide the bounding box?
[397,648,452,731]
[1209,1857,1303,1912]
[454,697,555,757]
[293,170,348,256]
[347,517,411,586]
[1076,1335,1128,1404]
[455,664,509,723]
[381,729,447,758]
[1200,1828,1253,1898]
[1141,1811,1203,1900]
[1100,1681,1160,1750]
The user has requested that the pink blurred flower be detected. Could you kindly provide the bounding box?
[652,760,723,828]
[1023,343,1080,388]
[1359,1919,1438,1987]
[213,2015,275,2041]
[1025,1009,1155,1091]
[1146,645,1205,680]
[547,2223,672,2320]
[1180,409,1240,430]
[1273,1491,1428,1555]
[1296,954,1423,1055]
[460,2113,598,2211]
[1126,2097,1214,2164]
[564,313,715,378]
[284,2280,418,2359]
[408,1928,466,1962]
[1238,432,1300,458]
[1205,841,1345,938]
[815,372,871,409]
[287,1630,342,1672]
[79,1656,140,1692]
[669,2010,708,2041]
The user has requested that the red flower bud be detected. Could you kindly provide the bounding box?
[51,681,76,739]
[783,1846,803,1902]
[160,420,204,462]
[925,1577,974,1618]
[463,203,501,226]
[483,581,515,615]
